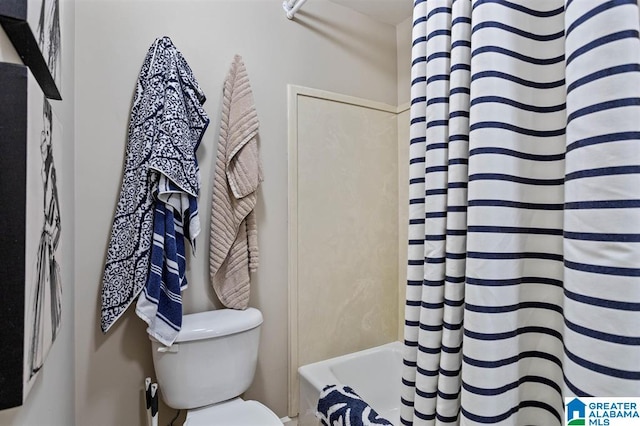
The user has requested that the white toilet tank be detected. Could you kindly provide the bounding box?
[150,308,263,410]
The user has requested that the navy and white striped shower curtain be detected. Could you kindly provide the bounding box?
[403,0,640,424]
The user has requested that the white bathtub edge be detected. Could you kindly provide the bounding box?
[297,341,404,426]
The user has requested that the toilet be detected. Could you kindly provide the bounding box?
[150,307,282,425]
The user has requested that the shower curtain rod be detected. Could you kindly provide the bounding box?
[282,0,309,19]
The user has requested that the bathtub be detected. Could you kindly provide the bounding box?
[297,341,403,426]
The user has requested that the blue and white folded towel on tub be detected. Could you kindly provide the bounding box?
[317,384,393,426]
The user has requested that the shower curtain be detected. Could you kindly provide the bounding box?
[403,0,640,425]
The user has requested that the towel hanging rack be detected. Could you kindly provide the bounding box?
[282,0,309,19]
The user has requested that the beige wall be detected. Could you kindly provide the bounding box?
[0,0,76,425]
[0,31,20,63]
[397,16,412,106]
[74,1,398,424]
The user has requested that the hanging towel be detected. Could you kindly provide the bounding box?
[101,36,209,334]
[135,177,199,346]
[316,385,392,426]
[209,55,262,309]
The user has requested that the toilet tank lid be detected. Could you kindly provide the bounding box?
[175,308,263,343]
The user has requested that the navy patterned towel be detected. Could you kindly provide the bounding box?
[317,385,393,426]
[101,36,209,336]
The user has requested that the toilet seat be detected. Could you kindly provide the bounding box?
[184,398,282,426]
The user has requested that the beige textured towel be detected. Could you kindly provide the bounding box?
[209,55,262,309]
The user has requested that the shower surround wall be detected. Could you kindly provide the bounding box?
[295,93,399,362]
[289,87,403,415]
[74,1,404,425]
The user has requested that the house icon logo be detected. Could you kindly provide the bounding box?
[566,398,586,425]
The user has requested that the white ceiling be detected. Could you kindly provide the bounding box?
[328,0,413,26]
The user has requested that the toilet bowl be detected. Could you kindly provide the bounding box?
[150,308,282,425]
[184,398,281,426]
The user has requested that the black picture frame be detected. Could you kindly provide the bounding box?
[0,0,61,100]
[0,62,28,411]
[0,62,64,410]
